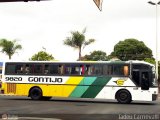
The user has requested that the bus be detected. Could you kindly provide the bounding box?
[0,60,158,103]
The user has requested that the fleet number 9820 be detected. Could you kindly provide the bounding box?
[5,77,22,81]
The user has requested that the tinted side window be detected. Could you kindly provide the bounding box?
[113,65,129,76]
[24,64,34,74]
[85,65,94,75]
[64,65,71,75]
[85,65,102,76]
[93,65,103,75]
[5,63,24,75]
[113,65,124,75]
[50,65,59,74]
[64,64,81,75]
[133,65,149,70]
[5,64,16,74]
[103,65,113,75]
[34,64,43,74]
[15,64,24,74]
[103,64,129,76]
[71,66,80,75]
[44,64,60,75]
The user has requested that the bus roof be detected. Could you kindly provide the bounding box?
[3,60,154,66]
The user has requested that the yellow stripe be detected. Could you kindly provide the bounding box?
[62,77,83,97]
[2,77,83,97]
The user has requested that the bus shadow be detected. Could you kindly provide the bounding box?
[4,97,158,105]
[51,99,157,105]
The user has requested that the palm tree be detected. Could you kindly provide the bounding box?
[64,28,95,60]
[0,39,22,59]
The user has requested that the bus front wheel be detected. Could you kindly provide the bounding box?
[29,87,42,100]
[116,89,132,104]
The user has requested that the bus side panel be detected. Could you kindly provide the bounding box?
[62,77,83,97]
[19,84,63,97]
[130,87,158,101]
[69,77,96,98]
[42,85,63,97]
[82,76,111,98]
[13,84,63,97]
[100,87,158,101]
[96,87,113,99]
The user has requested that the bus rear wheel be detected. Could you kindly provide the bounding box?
[116,89,132,104]
[29,87,42,100]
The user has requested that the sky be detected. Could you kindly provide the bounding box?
[0,0,159,61]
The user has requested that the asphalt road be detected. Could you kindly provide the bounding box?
[0,96,159,120]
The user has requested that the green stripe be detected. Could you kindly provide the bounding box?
[69,77,96,97]
[81,77,111,98]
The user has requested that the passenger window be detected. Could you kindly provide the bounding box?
[58,65,64,75]
[44,65,49,74]
[93,65,102,75]
[71,66,79,74]
[103,65,113,75]
[113,65,129,76]
[64,65,82,75]
[65,65,72,75]
[16,64,24,74]
[5,64,16,74]
[113,65,124,75]
[85,65,103,76]
[24,64,33,74]
[34,64,43,74]
[103,65,129,76]
[85,65,94,75]
[44,64,60,75]
[50,65,59,74]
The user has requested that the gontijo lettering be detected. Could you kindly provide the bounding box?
[28,77,63,83]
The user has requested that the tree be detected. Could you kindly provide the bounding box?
[110,38,153,61]
[144,58,155,65]
[0,39,22,59]
[30,51,54,61]
[63,28,95,61]
[82,50,108,61]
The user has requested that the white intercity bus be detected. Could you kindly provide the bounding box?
[0,60,158,104]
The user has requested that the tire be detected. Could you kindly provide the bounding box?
[30,87,42,100]
[116,89,132,104]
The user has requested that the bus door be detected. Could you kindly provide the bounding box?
[132,69,153,101]
[132,70,150,90]
[140,71,150,90]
